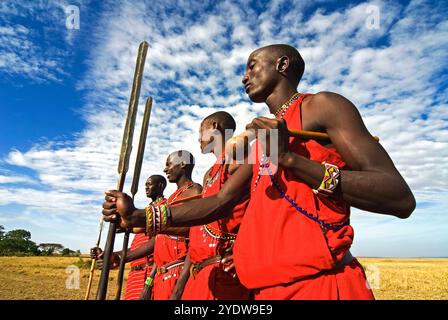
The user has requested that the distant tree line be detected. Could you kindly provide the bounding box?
[0,225,80,256]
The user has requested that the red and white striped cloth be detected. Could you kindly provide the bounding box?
[123,233,153,300]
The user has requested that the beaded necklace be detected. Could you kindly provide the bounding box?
[162,186,191,252]
[254,94,348,232]
[151,196,166,206]
[199,224,236,250]
[253,93,302,190]
[203,223,236,240]
[202,152,227,195]
[264,164,347,231]
[252,154,270,192]
[274,92,301,118]
[168,180,194,205]
[200,158,237,245]
[202,164,223,195]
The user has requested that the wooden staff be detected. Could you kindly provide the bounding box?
[139,263,157,300]
[115,97,153,300]
[169,194,203,206]
[225,129,379,156]
[96,41,149,300]
[287,129,379,141]
[167,130,379,209]
[84,216,104,300]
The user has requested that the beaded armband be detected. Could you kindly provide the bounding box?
[312,162,340,196]
[145,204,171,238]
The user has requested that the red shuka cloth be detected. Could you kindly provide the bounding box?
[152,188,190,300]
[233,94,374,300]
[124,197,166,300]
[182,159,251,300]
[123,233,154,300]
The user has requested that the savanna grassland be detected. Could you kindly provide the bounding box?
[0,256,447,300]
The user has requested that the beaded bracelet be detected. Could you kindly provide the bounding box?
[145,204,171,237]
[154,205,160,233]
[160,205,168,229]
[145,206,154,237]
[312,162,340,196]
[158,204,171,232]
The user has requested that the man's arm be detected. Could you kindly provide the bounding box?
[102,163,253,228]
[90,247,120,269]
[123,237,155,262]
[169,163,252,226]
[170,253,191,300]
[202,167,212,188]
[277,91,415,218]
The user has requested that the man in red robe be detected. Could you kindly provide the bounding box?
[102,44,416,300]
[151,150,202,300]
[90,174,166,300]
[171,111,251,300]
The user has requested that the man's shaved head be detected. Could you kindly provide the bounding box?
[148,174,167,190]
[168,150,195,164]
[255,44,305,85]
[202,111,236,134]
[168,150,195,175]
[145,174,166,199]
[199,111,236,155]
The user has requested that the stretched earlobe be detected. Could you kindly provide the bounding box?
[277,56,289,73]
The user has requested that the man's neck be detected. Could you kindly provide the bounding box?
[176,175,192,189]
[212,138,227,160]
[266,86,298,115]
[150,194,164,202]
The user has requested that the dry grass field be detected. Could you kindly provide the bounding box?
[0,256,130,300]
[357,258,448,300]
[0,256,447,300]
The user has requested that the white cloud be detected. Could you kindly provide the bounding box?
[0,174,36,185]
[0,0,90,82]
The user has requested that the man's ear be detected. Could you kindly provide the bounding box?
[180,161,187,169]
[212,121,218,130]
[276,56,289,74]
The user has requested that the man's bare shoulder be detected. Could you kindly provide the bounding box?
[192,182,203,192]
[303,91,357,112]
[204,167,213,177]
[227,161,245,175]
[182,183,203,198]
[303,91,361,127]
[306,91,356,109]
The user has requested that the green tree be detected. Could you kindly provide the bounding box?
[61,248,75,256]
[38,243,64,255]
[0,229,38,256]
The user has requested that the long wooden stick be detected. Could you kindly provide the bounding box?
[96,41,148,300]
[288,129,379,141]
[226,129,379,157]
[170,130,377,206]
[115,97,153,300]
[114,230,130,300]
[84,217,104,300]
[169,194,203,206]
[139,264,157,300]
[233,129,379,142]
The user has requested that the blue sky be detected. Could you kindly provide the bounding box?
[0,0,447,257]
